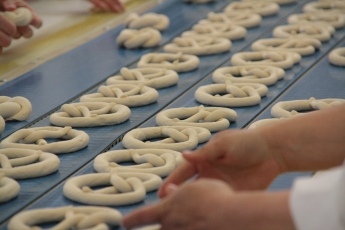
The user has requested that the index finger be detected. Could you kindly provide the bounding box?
[122,203,161,229]
[158,161,197,198]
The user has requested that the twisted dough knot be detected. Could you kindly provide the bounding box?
[223,80,256,98]
[201,11,262,28]
[98,84,144,98]
[0,173,20,203]
[7,206,122,230]
[303,1,345,14]
[2,7,32,26]
[183,0,217,3]
[61,102,116,117]
[120,67,167,81]
[116,28,161,49]
[21,126,72,145]
[0,150,42,169]
[224,2,280,16]
[287,13,345,29]
[0,96,32,121]
[309,98,345,110]
[329,47,345,67]
[124,12,170,31]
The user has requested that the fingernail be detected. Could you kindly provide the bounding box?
[166,183,178,195]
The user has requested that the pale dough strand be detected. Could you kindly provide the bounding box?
[0,96,32,121]
[0,116,4,134]
[251,37,321,56]
[288,13,345,29]
[184,0,217,3]
[50,102,131,127]
[63,172,162,206]
[224,2,280,17]
[0,173,20,203]
[163,36,231,56]
[94,149,184,177]
[124,12,170,31]
[328,47,345,67]
[199,11,262,28]
[231,51,301,69]
[137,52,200,73]
[116,28,162,49]
[155,105,237,132]
[0,148,60,179]
[8,206,122,230]
[0,126,90,154]
[122,126,211,151]
[303,1,345,14]
[241,0,296,5]
[1,7,32,26]
[212,65,285,86]
[80,83,159,107]
[194,81,268,107]
[248,118,283,129]
[106,67,178,89]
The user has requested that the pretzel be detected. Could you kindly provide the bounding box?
[0,116,4,134]
[8,206,122,230]
[251,37,321,56]
[328,47,345,67]
[155,105,237,132]
[1,7,32,26]
[271,98,345,118]
[0,96,32,121]
[273,24,335,42]
[94,149,184,177]
[0,173,20,203]
[303,1,345,14]
[106,67,178,89]
[230,51,301,69]
[0,126,90,154]
[50,102,131,127]
[63,172,162,206]
[240,0,296,5]
[163,36,231,56]
[194,81,268,107]
[287,13,345,29]
[80,83,159,107]
[182,23,247,40]
[248,118,282,129]
[212,65,285,86]
[199,11,262,28]
[124,12,170,31]
[122,126,211,151]
[116,28,161,49]
[0,148,60,179]
[137,52,200,73]
[224,2,280,17]
[184,0,217,3]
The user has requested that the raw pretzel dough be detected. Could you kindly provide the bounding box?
[251,37,321,56]
[116,28,161,49]
[124,12,170,31]
[241,0,296,5]
[273,24,335,42]
[224,2,280,17]
[0,173,20,203]
[328,47,345,67]
[80,83,159,107]
[94,149,184,177]
[288,13,345,29]
[248,118,282,129]
[231,51,301,69]
[0,116,4,134]
[0,126,90,154]
[0,96,32,121]
[163,36,231,56]
[271,98,345,118]
[199,11,262,28]
[182,23,247,40]
[184,0,217,3]
[0,148,60,179]
[137,52,200,73]
[1,7,32,26]
[50,102,131,127]
[303,1,345,14]
[8,206,122,230]
[194,81,268,107]
[122,126,211,151]
[63,172,162,206]
[155,105,237,132]
[212,65,285,86]
[106,67,178,89]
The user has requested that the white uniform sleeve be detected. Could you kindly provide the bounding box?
[289,163,345,230]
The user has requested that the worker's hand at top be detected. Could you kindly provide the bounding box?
[88,0,124,12]
[0,0,42,53]
[158,128,284,198]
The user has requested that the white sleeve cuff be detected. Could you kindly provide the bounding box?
[290,164,345,230]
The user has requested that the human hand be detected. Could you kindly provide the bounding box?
[0,0,42,53]
[88,0,124,12]
[122,179,294,230]
[158,129,284,198]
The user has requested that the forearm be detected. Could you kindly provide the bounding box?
[259,104,345,172]
[225,190,295,230]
